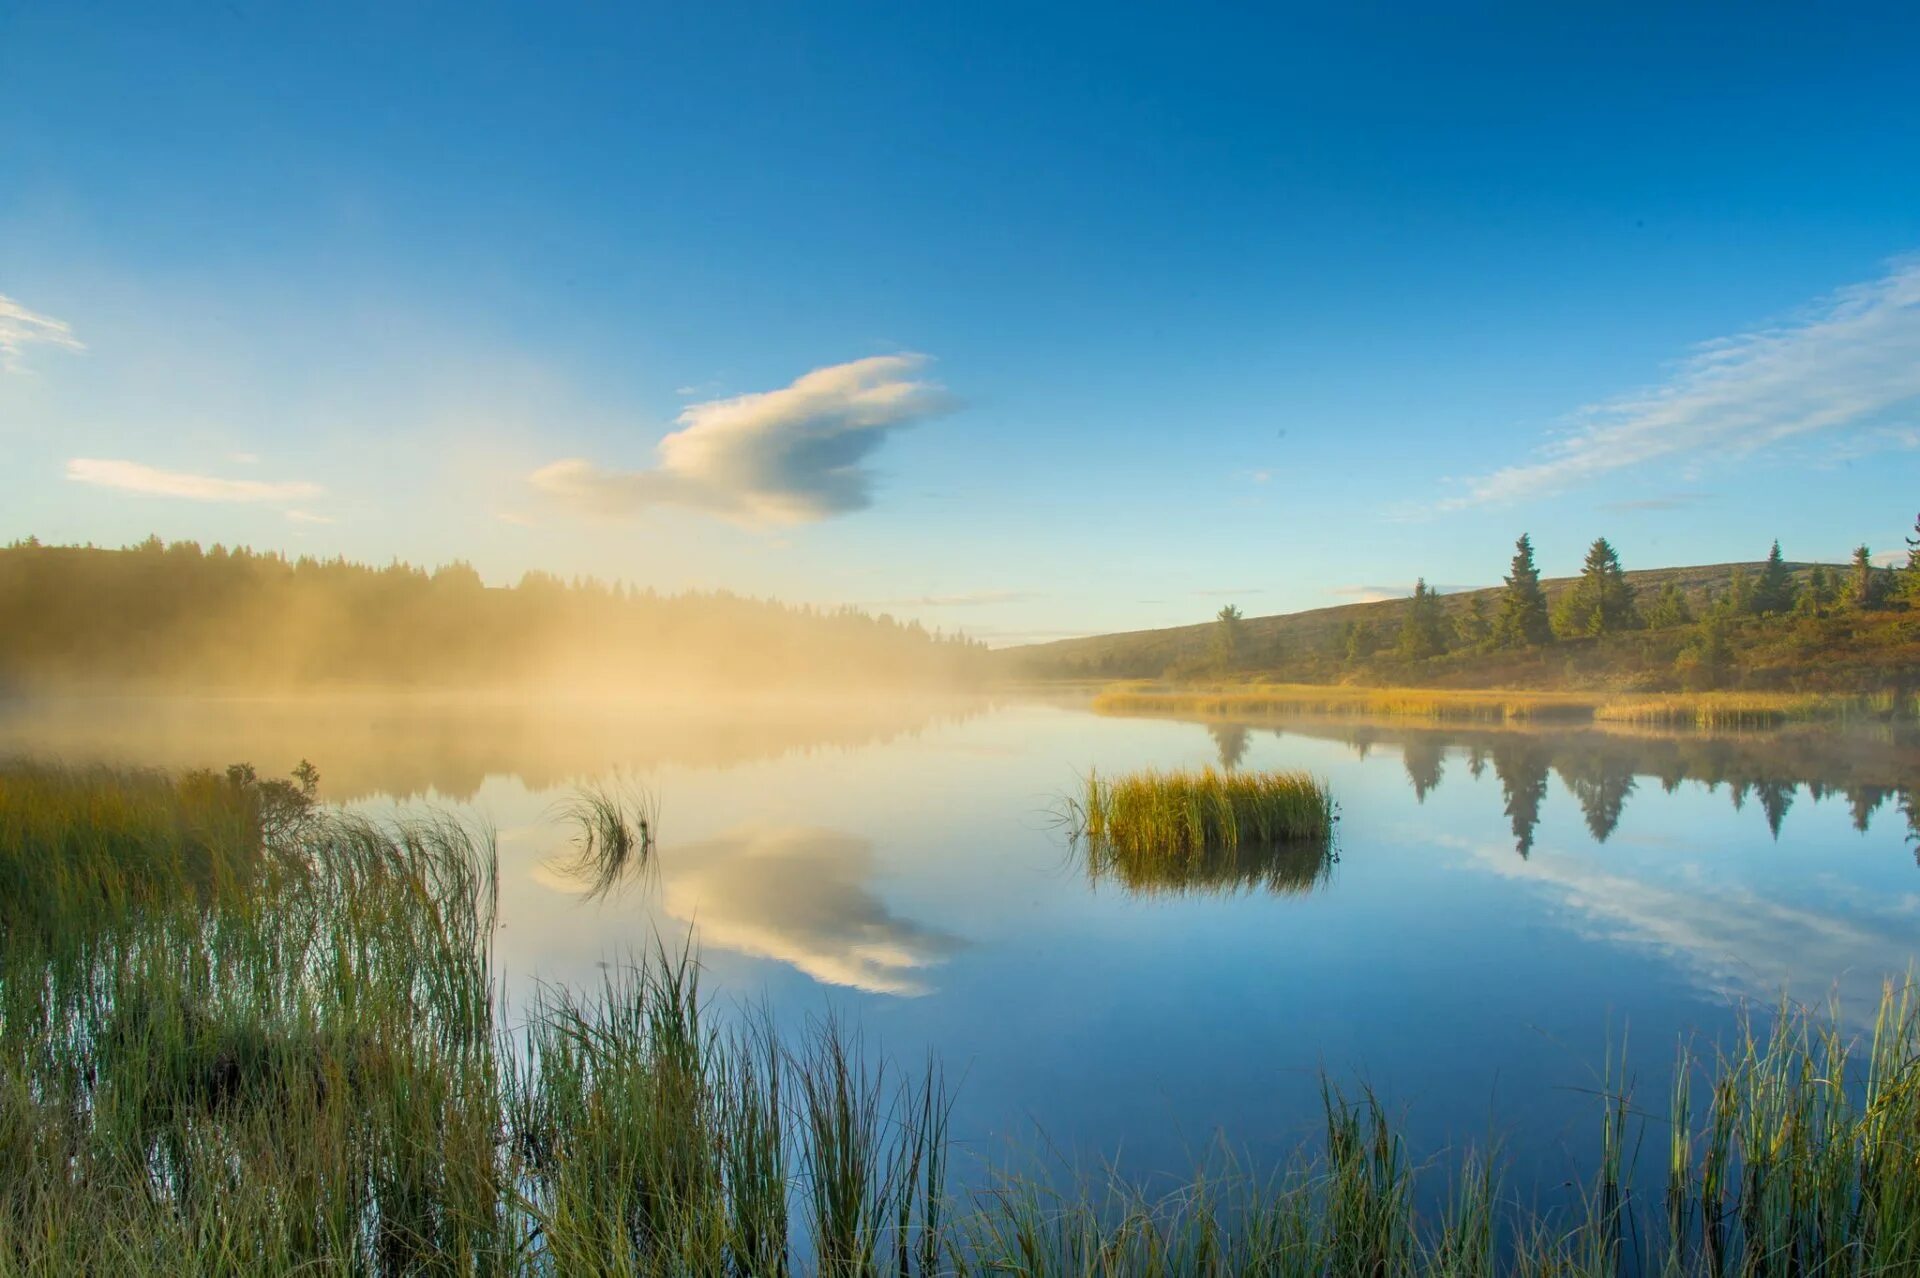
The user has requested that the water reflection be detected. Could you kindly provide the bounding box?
[1198,718,1920,857]
[1207,722,1251,770]
[0,693,985,802]
[1085,837,1336,897]
[538,824,966,996]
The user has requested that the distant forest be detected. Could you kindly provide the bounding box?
[0,537,987,693]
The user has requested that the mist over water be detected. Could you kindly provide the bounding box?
[4,691,1916,1198]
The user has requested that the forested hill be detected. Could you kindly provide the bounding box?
[1003,553,1920,693]
[0,537,987,693]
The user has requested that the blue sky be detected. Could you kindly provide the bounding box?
[4,2,1919,644]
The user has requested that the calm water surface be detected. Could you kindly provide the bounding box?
[5,692,1917,1199]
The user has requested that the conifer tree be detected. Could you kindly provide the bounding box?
[1491,534,1553,648]
[1904,512,1920,604]
[1397,578,1447,659]
[1342,619,1380,664]
[1795,564,1833,618]
[1554,537,1636,636]
[1210,604,1243,670]
[1850,545,1878,609]
[1643,581,1693,629]
[1753,540,1794,614]
[1453,594,1492,650]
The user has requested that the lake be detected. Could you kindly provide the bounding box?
[4,691,1916,1206]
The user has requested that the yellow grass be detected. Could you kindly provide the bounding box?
[1091,682,1915,729]
[1090,682,1598,724]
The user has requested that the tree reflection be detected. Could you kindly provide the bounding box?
[1266,718,1920,851]
[1207,722,1251,771]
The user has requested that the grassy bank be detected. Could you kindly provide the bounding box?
[9,759,1920,1273]
[1091,681,1915,729]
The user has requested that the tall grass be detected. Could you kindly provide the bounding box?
[1594,690,1911,730]
[1092,683,1600,725]
[1070,767,1336,897]
[1094,681,1920,732]
[13,759,1920,1274]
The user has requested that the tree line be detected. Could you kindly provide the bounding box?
[0,536,988,693]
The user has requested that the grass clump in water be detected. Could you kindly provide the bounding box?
[1081,766,1334,855]
[552,777,658,898]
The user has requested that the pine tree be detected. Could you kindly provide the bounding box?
[1643,581,1693,629]
[1753,540,1794,614]
[1555,537,1636,636]
[1397,578,1447,660]
[1903,512,1920,604]
[1721,566,1756,617]
[1453,594,1492,650]
[1342,619,1379,664]
[1676,611,1731,690]
[1850,545,1878,610]
[1210,604,1243,670]
[1795,564,1832,618]
[1491,534,1553,648]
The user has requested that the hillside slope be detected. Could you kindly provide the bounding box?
[1003,562,1791,678]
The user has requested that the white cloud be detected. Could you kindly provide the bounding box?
[0,294,84,372]
[285,509,335,524]
[530,354,953,525]
[1445,257,1920,508]
[67,458,323,503]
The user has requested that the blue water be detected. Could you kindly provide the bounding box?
[6,693,1916,1201]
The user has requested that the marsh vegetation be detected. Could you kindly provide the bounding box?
[9,757,1920,1274]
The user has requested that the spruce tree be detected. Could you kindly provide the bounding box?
[1210,604,1243,670]
[1644,581,1693,629]
[1904,512,1920,604]
[1397,578,1447,660]
[1795,564,1832,618]
[1850,545,1878,609]
[1453,594,1492,650]
[1753,540,1794,614]
[1491,534,1553,648]
[1555,537,1636,636]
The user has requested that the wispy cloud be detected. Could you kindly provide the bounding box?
[67,458,323,503]
[1192,587,1265,598]
[1599,492,1713,513]
[1332,582,1476,603]
[1826,424,1920,463]
[285,509,335,524]
[0,294,84,372]
[1444,257,1920,508]
[530,354,954,525]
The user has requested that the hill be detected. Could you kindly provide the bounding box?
[1001,560,1920,694]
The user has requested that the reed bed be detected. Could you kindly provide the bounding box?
[1595,690,1914,730]
[1095,682,1920,733]
[1073,767,1335,897]
[13,759,1920,1274]
[1091,683,1600,725]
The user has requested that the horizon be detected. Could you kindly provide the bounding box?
[7,5,1920,646]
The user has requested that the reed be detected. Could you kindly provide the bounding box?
[1095,681,1920,732]
[1080,766,1334,856]
[1593,691,1899,729]
[1092,683,1600,725]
